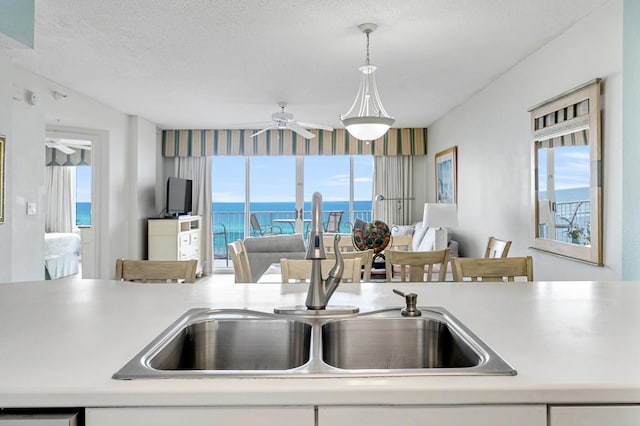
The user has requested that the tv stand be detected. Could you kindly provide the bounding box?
[148,216,202,276]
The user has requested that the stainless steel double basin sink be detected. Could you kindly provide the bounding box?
[113,307,516,379]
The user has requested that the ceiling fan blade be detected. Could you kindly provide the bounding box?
[288,123,316,139]
[45,142,75,154]
[297,121,334,131]
[251,125,278,138]
[63,143,92,151]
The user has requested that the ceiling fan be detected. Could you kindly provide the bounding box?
[250,102,333,139]
[45,138,92,155]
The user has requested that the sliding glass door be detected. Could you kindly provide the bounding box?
[211,155,373,270]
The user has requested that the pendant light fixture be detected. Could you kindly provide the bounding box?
[340,23,395,141]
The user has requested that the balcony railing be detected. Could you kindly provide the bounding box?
[212,210,373,262]
[539,200,591,245]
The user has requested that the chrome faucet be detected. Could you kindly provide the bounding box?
[305,192,344,310]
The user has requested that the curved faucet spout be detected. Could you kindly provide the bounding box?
[305,192,344,310]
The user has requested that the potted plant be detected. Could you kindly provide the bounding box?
[567,225,583,244]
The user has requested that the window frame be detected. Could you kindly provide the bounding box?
[530,79,603,265]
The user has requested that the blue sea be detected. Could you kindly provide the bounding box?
[212,200,372,257]
[76,202,91,226]
[76,200,372,258]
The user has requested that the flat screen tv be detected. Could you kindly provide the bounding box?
[166,177,193,217]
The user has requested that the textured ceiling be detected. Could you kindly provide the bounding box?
[2,0,610,130]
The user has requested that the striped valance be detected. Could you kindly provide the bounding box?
[535,129,589,149]
[46,147,91,166]
[162,128,427,157]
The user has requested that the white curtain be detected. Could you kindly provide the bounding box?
[372,156,414,226]
[174,157,213,275]
[45,166,76,233]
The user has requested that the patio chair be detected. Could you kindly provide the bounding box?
[115,259,198,283]
[324,211,344,233]
[385,249,450,282]
[227,240,254,283]
[484,236,512,258]
[250,213,283,236]
[451,256,533,282]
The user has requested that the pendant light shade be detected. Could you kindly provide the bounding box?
[340,23,395,141]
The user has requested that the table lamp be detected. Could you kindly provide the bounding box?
[422,203,459,250]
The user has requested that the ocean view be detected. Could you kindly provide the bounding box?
[77,202,91,226]
[76,200,373,258]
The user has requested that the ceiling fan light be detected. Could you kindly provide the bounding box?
[342,116,395,141]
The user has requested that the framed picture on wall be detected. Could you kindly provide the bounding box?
[0,134,4,223]
[435,146,457,203]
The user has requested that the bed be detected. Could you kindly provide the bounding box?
[44,232,81,279]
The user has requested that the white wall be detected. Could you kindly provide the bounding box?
[0,54,158,282]
[622,0,640,279]
[426,0,623,281]
[0,54,13,283]
[128,116,159,260]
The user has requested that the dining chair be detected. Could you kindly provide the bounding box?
[484,236,512,258]
[279,258,362,283]
[323,234,357,252]
[227,240,254,283]
[451,256,533,282]
[389,234,413,251]
[249,213,282,236]
[115,259,198,283]
[385,248,450,282]
[327,248,374,281]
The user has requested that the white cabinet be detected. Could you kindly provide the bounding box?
[550,405,640,425]
[0,413,78,425]
[85,407,314,426]
[148,215,202,275]
[319,405,547,426]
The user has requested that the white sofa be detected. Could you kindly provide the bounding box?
[390,222,459,256]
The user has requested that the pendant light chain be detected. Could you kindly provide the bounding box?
[365,30,371,66]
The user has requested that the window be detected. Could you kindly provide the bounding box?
[76,165,92,226]
[211,155,373,269]
[531,79,602,265]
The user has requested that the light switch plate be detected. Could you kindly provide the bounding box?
[26,202,37,215]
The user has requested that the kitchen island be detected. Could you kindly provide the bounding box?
[0,279,639,425]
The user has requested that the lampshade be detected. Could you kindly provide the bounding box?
[340,23,394,141]
[422,203,459,229]
[342,117,395,141]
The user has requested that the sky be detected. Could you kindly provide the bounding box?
[538,145,590,193]
[212,155,373,203]
[76,166,91,202]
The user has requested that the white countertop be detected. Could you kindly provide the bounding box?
[0,279,639,408]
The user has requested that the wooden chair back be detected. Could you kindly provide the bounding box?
[115,259,197,283]
[389,234,413,251]
[484,236,512,258]
[227,240,254,283]
[280,258,362,283]
[323,234,357,252]
[385,248,450,282]
[327,249,374,281]
[451,256,533,282]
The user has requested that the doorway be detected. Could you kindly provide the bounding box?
[45,127,103,278]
